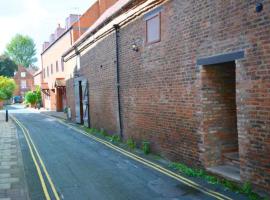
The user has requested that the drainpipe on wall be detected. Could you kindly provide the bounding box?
[113,24,123,138]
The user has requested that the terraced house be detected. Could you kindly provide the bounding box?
[62,0,270,194]
[41,0,120,112]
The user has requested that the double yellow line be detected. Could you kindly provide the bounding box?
[52,117,232,200]
[11,116,60,200]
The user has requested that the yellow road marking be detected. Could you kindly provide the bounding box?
[12,116,61,200]
[49,116,232,200]
[11,116,51,200]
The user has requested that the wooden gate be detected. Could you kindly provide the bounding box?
[81,80,90,127]
[74,80,81,123]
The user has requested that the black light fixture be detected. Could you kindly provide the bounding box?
[132,43,139,52]
[132,40,139,52]
[256,2,263,13]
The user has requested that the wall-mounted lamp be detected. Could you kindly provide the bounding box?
[256,2,263,13]
[132,43,139,52]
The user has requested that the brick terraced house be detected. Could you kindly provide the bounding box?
[41,0,119,112]
[62,0,270,193]
[13,65,36,97]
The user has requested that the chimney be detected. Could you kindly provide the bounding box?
[49,34,55,43]
[55,24,65,38]
[42,42,50,51]
[65,14,81,29]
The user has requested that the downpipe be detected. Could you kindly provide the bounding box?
[113,24,123,138]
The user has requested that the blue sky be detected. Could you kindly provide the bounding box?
[0,0,95,67]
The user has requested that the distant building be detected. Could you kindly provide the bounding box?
[13,66,36,97]
[41,1,103,112]
[33,69,42,87]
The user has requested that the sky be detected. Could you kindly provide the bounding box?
[0,0,95,68]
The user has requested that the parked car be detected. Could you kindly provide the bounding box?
[13,96,23,103]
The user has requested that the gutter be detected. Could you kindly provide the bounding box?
[113,24,123,138]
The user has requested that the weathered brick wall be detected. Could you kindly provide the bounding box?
[79,35,119,134]
[67,0,270,191]
[200,62,238,167]
[118,15,202,165]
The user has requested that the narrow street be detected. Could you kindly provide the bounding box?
[3,105,247,200]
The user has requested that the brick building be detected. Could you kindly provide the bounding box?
[63,0,270,193]
[33,69,42,87]
[13,65,35,97]
[41,0,119,112]
[41,13,90,111]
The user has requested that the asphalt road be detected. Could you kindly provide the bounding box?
[3,104,247,200]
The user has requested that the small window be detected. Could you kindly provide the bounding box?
[21,72,26,77]
[146,13,161,44]
[21,80,27,89]
[47,66,49,77]
[56,61,59,72]
[43,69,46,78]
[51,64,53,74]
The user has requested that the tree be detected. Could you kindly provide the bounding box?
[0,55,18,77]
[25,91,37,105]
[0,76,16,101]
[5,34,37,68]
[35,86,42,104]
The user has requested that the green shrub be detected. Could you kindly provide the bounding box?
[241,182,252,194]
[142,141,150,155]
[0,76,16,101]
[35,86,42,104]
[110,135,121,143]
[169,162,266,200]
[25,91,37,104]
[127,138,136,149]
[99,129,108,137]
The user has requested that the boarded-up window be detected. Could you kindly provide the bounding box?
[146,13,161,44]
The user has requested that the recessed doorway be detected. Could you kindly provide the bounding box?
[201,61,240,181]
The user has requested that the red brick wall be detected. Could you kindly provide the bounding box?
[13,66,35,96]
[72,1,101,42]
[79,35,119,134]
[99,0,118,14]
[66,0,270,191]
[200,62,238,167]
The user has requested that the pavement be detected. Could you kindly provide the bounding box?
[0,112,29,200]
[1,104,249,200]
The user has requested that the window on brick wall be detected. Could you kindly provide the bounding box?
[51,64,53,74]
[47,66,49,77]
[56,61,59,72]
[21,72,26,77]
[146,13,161,44]
[21,80,27,89]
